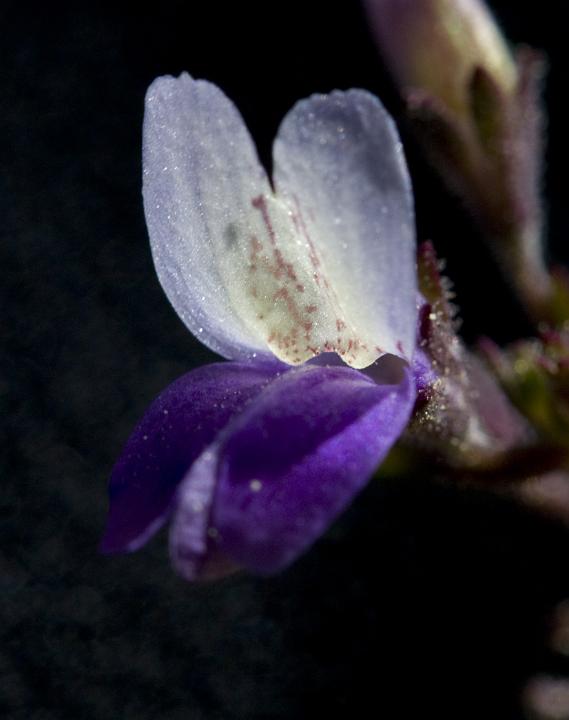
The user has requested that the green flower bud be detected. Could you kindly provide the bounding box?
[365,0,517,119]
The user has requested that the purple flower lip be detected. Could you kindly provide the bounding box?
[101,74,420,579]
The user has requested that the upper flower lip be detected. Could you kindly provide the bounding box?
[142,73,418,370]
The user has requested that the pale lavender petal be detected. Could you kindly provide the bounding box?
[273,89,417,363]
[144,75,417,370]
[143,73,274,362]
[208,363,415,574]
[168,442,223,581]
[100,362,282,554]
[168,441,244,582]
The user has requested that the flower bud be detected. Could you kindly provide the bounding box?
[365,0,559,326]
[364,0,517,120]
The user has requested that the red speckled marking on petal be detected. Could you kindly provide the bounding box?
[245,193,382,368]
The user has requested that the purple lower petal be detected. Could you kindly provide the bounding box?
[209,363,415,574]
[100,361,283,554]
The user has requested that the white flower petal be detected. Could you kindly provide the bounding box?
[273,89,417,363]
[144,77,416,368]
[143,73,273,361]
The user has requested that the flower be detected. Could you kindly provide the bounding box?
[100,73,420,579]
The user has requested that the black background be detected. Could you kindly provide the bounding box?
[3,1,569,718]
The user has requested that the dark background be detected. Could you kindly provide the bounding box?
[3,1,569,718]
